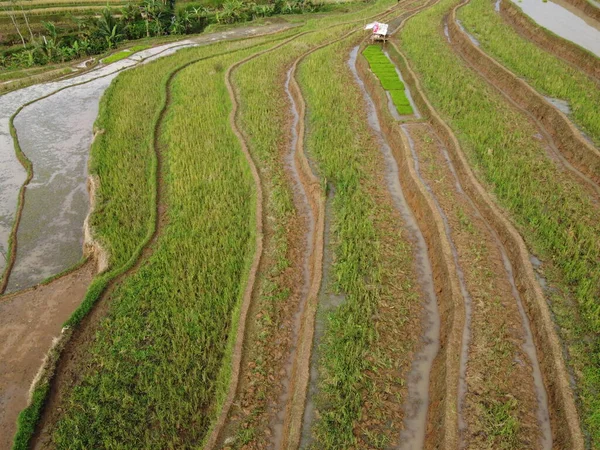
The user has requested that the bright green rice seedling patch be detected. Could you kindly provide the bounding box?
[363,44,412,115]
[459,0,600,147]
[401,0,600,444]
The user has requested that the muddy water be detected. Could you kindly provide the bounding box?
[349,46,440,449]
[401,125,473,440]
[271,67,318,449]
[423,128,553,448]
[509,0,600,56]
[0,40,196,289]
[7,76,116,291]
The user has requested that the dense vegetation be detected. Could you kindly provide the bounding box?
[363,44,413,114]
[0,0,321,69]
[401,0,600,444]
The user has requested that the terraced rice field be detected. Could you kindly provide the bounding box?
[1,0,599,448]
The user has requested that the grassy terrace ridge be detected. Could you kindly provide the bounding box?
[363,44,413,114]
[299,33,421,448]
[25,33,295,449]
[400,0,600,444]
[458,0,600,147]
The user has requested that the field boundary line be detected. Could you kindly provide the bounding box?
[389,32,585,449]
[448,0,600,193]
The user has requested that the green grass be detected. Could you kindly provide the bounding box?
[101,50,131,64]
[400,0,600,445]
[459,0,600,147]
[298,33,419,447]
[363,44,413,115]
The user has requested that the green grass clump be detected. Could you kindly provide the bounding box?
[400,0,600,444]
[459,0,600,147]
[100,50,131,64]
[363,44,412,115]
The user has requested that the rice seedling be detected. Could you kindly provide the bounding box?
[400,0,600,444]
[458,0,600,147]
[363,44,413,114]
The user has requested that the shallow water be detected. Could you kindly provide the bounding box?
[7,76,114,291]
[0,40,195,288]
[349,46,440,449]
[456,18,481,46]
[543,96,571,114]
[299,188,342,449]
[401,125,473,441]
[509,0,600,56]
[272,67,318,449]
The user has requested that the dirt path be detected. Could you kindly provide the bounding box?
[0,262,94,450]
[388,36,584,449]
[499,0,600,81]
[448,0,600,199]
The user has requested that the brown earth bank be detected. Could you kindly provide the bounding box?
[0,262,94,449]
[499,0,600,81]
[448,0,600,196]
[386,37,584,448]
[561,0,600,21]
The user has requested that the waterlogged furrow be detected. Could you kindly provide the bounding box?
[402,123,550,448]
[400,0,592,445]
[349,46,439,450]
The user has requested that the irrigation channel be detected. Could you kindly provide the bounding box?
[0,23,293,449]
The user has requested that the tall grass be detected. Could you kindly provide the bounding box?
[401,0,600,444]
[298,33,419,448]
[459,0,600,147]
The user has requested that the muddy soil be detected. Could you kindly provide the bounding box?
[0,262,94,449]
[403,123,549,449]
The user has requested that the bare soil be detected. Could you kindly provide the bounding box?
[0,262,94,449]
